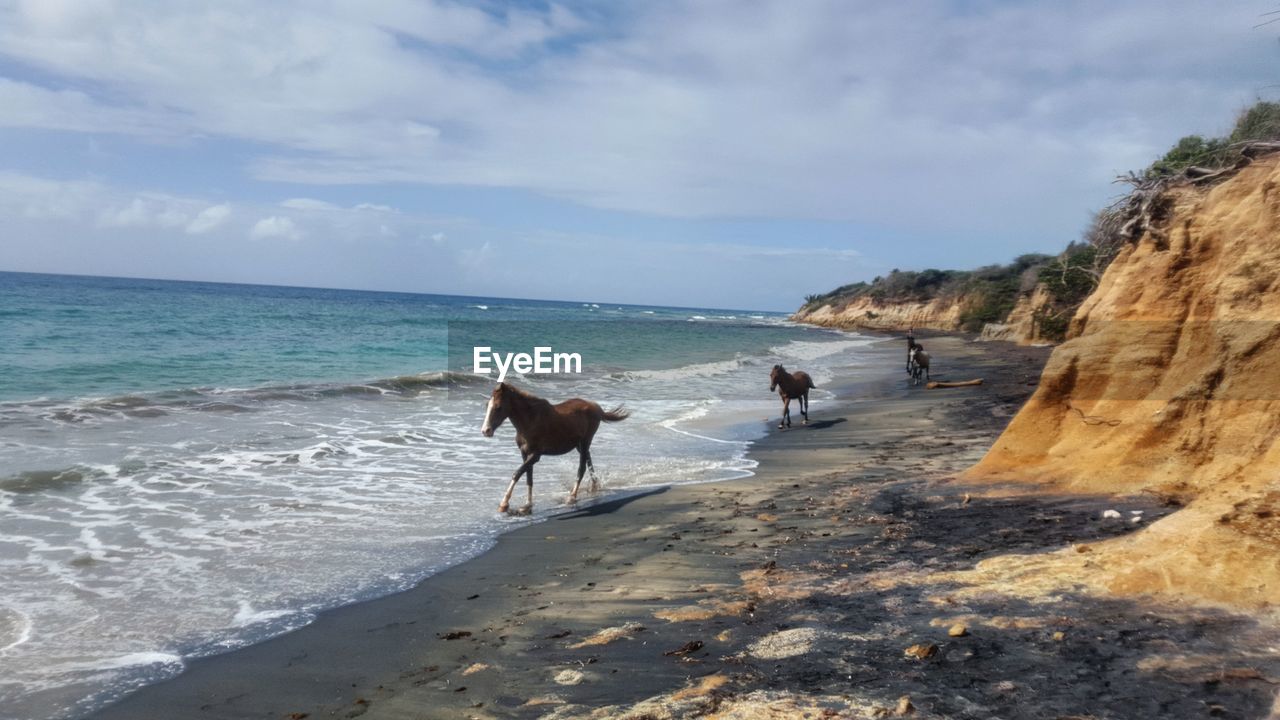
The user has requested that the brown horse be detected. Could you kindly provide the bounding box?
[910,346,931,385]
[769,364,815,428]
[480,382,629,514]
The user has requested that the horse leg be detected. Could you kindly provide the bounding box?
[569,448,588,504]
[500,452,537,514]
[781,396,791,428]
[801,392,809,424]
[521,461,535,515]
[586,451,599,492]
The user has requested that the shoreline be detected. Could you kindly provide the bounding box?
[85,335,1280,719]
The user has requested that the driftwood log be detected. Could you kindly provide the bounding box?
[926,379,983,389]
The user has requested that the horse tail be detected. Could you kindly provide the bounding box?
[806,375,816,389]
[600,405,630,422]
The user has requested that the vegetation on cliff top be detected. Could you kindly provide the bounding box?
[800,255,1051,333]
[799,101,1280,341]
[1145,101,1280,178]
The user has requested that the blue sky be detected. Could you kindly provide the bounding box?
[0,1,1275,311]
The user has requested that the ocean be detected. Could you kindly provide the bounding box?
[0,271,872,719]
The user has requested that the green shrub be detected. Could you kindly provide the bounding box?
[1146,101,1280,179]
[1033,310,1072,342]
[1229,101,1280,143]
[1147,135,1233,177]
[1038,243,1101,306]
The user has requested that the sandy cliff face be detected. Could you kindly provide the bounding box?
[965,156,1280,608]
[978,284,1055,345]
[792,295,967,332]
[795,286,1053,345]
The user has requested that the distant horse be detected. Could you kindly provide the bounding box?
[480,382,629,514]
[910,347,931,385]
[906,328,919,374]
[769,364,815,429]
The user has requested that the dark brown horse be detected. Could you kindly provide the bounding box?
[481,382,629,514]
[769,364,815,429]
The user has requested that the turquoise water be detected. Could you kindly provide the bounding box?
[0,271,870,719]
[1,272,806,402]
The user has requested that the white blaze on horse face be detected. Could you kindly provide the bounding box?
[481,396,497,437]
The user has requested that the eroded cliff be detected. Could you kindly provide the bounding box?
[792,256,1061,344]
[964,154,1280,609]
[792,294,968,333]
[978,284,1056,345]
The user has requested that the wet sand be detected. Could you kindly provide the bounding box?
[88,335,1280,719]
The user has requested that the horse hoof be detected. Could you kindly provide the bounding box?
[497,504,509,513]
[513,505,532,516]
[567,494,578,504]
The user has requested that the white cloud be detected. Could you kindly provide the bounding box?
[97,197,151,228]
[96,196,190,229]
[153,206,189,229]
[280,198,339,211]
[457,240,493,273]
[0,172,104,220]
[249,215,302,240]
[0,170,861,309]
[0,1,1275,307]
[282,198,396,213]
[0,77,163,135]
[0,0,1265,238]
[186,204,231,234]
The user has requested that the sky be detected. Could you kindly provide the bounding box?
[0,1,1276,311]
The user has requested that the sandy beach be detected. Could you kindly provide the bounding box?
[86,335,1280,719]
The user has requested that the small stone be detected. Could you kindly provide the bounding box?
[904,643,938,660]
[947,623,968,638]
[895,695,915,715]
[553,669,585,685]
[1052,631,1066,642]
[521,695,565,707]
[1102,509,1122,519]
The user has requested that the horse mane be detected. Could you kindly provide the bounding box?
[501,382,553,411]
[501,382,539,399]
